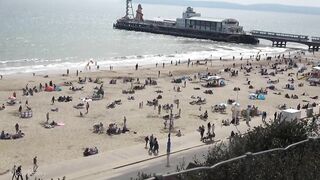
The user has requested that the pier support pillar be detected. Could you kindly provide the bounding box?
[308,46,319,52]
[273,41,286,48]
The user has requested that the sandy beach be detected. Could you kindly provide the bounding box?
[0,51,319,178]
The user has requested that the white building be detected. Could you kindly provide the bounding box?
[176,7,244,34]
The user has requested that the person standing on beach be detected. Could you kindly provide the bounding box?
[176,99,180,109]
[123,116,127,131]
[46,112,49,123]
[51,96,55,105]
[135,63,138,70]
[86,102,90,114]
[15,123,19,133]
[18,105,22,113]
[67,69,69,76]
[33,156,38,172]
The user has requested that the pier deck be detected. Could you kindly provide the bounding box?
[250,30,320,51]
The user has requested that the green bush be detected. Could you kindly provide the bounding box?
[178,120,320,180]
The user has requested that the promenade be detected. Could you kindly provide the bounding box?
[1,120,256,180]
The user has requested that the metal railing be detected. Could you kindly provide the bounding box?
[146,136,320,180]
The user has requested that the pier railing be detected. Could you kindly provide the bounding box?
[250,30,309,42]
[312,37,320,42]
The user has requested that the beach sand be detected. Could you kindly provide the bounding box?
[0,51,319,176]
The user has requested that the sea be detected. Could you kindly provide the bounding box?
[0,0,320,75]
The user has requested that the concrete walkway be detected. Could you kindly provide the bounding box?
[0,120,254,180]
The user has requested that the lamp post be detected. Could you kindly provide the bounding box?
[166,133,171,167]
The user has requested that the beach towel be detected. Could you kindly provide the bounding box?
[257,94,266,100]
[55,86,62,91]
[249,93,257,100]
[57,122,65,126]
[45,86,54,92]
[8,96,16,100]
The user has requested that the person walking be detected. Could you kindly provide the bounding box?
[149,134,154,152]
[86,102,89,114]
[11,165,16,180]
[33,156,38,172]
[262,111,267,122]
[200,127,204,141]
[153,138,159,154]
[16,166,23,180]
[144,136,149,148]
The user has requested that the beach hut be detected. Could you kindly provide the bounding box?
[280,109,301,122]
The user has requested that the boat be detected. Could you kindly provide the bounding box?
[113,0,259,45]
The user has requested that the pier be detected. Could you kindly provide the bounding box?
[250,30,320,51]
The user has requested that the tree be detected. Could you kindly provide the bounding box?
[176,119,320,180]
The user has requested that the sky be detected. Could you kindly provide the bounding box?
[193,0,320,7]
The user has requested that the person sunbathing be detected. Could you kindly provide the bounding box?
[12,130,25,139]
[176,130,182,137]
[50,121,57,126]
[0,130,5,139]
